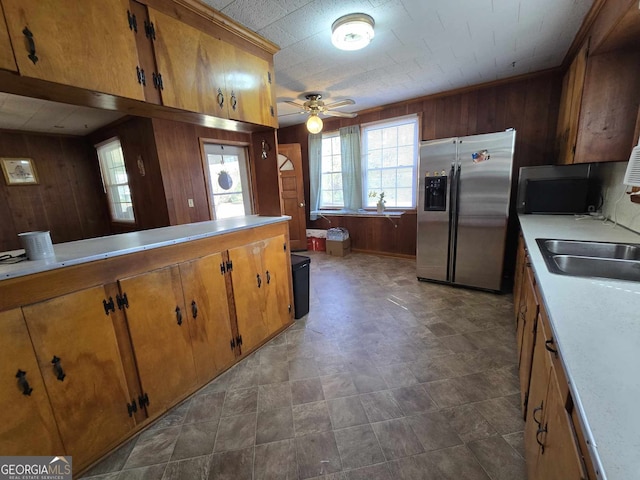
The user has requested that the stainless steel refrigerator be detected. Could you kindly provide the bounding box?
[416,130,516,291]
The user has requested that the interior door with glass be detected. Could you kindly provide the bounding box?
[277,143,306,251]
[202,143,253,219]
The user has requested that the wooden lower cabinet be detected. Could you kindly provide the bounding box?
[513,235,527,322]
[22,286,136,470]
[517,267,539,416]
[179,252,236,384]
[118,266,198,416]
[0,309,63,456]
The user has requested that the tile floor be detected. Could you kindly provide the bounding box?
[81,251,526,480]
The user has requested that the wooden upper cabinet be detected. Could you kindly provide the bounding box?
[226,47,277,126]
[22,286,136,470]
[0,7,17,72]
[0,309,64,457]
[147,7,228,118]
[2,0,144,100]
[179,252,236,385]
[118,265,198,416]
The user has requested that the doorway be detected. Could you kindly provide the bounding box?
[202,143,253,219]
[277,143,306,251]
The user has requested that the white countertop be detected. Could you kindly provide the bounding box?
[518,214,640,480]
[0,215,289,281]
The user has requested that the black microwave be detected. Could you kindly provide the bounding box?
[523,178,591,214]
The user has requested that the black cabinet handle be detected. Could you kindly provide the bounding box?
[51,356,65,381]
[16,370,33,396]
[176,306,182,326]
[217,88,224,108]
[103,297,115,315]
[544,339,558,355]
[266,270,271,284]
[230,92,237,111]
[532,403,543,426]
[191,300,198,319]
[536,425,547,454]
[22,27,38,64]
[127,10,137,32]
[117,293,129,310]
[136,66,146,86]
[257,274,261,288]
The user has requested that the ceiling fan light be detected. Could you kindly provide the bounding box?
[306,114,323,134]
[331,13,375,51]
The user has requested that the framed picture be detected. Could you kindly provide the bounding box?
[1,158,39,185]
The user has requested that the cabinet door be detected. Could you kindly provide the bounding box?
[518,268,539,415]
[513,236,526,322]
[2,0,144,100]
[119,266,197,415]
[148,8,228,117]
[229,241,270,353]
[227,47,275,126]
[179,253,236,385]
[262,235,292,334]
[0,7,17,72]
[22,286,135,469]
[0,309,63,456]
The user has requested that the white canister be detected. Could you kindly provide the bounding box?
[18,231,55,261]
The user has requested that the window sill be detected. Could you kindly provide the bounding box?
[312,209,405,218]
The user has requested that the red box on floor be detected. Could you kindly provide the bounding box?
[307,236,326,251]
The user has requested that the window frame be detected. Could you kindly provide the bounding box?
[95,137,136,224]
[319,131,344,209]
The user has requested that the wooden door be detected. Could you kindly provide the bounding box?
[228,241,270,353]
[524,314,553,480]
[278,144,307,251]
[119,266,197,415]
[22,286,135,469]
[262,235,293,334]
[179,253,236,385]
[519,268,539,415]
[2,0,144,99]
[0,309,63,456]
[148,8,228,117]
[226,46,274,125]
[0,8,17,71]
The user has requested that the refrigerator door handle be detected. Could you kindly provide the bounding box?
[449,163,462,282]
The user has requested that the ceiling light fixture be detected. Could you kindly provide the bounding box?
[306,113,323,134]
[331,13,375,51]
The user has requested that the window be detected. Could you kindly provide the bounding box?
[96,138,135,223]
[203,143,253,219]
[363,116,418,208]
[320,133,343,208]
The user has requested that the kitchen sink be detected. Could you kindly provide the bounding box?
[536,239,640,282]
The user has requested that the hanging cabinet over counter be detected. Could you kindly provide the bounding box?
[0,216,294,475]
[0,0,279,129]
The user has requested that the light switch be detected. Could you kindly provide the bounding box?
[188,199,194,208]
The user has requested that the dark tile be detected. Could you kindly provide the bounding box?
[421,444,491,480]
[351,371,388,394]
[386,455,439,480]
[184,392,225,424]
[391,385,438,416]
[117,464,166,480]
[221,387,258,417]
[148,399,192,430]
[503,431,525,459]
[82,437,136,476]
[295,431,342,479]
[342,464,390,480]
[427,323,457,337]
[407,411,463,452]
[258,382,292,412]
[423,379,467,408]
[452,369,519,403]
[256,406,294,444]
[171,421,217,461]
[327,396,368,429]
[254,439,298,480]
[321,373,358,399]
[440,404,497,443]
[293,401,333,436]
[289,357,319,380]
[473,394,524,434]
[228,364,260,390]
[359,391,403,422]
[162,455,210,480]
[440,334,479,353]
[209,446,254,480]
[259,345,288,364]
[467,436,526,480]
[334,424,385,470]
[258,361,290,385]
[292,377,325,404]
[213,413,256,453]
[124,426,181,469]
[377,364,419,388]
[371,418,424,460]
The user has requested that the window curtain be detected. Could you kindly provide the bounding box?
[308,133,322,220]
[340,125,362,211]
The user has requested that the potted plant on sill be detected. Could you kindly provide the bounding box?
[369,191,386,213]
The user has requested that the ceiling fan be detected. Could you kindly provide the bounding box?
[284,94,357,133]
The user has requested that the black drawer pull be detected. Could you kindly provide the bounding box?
[16,370,33,396]
[536,425,547,454]
[257,274,261,288]
[191,300,198,319]
[51,356,65,381]
[22,27,38,64]
[176,306,183,326]
[266,270,271,284]
[532,403,543,426]
[217,88,224,108]
[544,339,558,355]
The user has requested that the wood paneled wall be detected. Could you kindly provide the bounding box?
[278,71,562,283]
[0,131,110,252]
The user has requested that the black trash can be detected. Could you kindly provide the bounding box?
[290,254,311,319]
